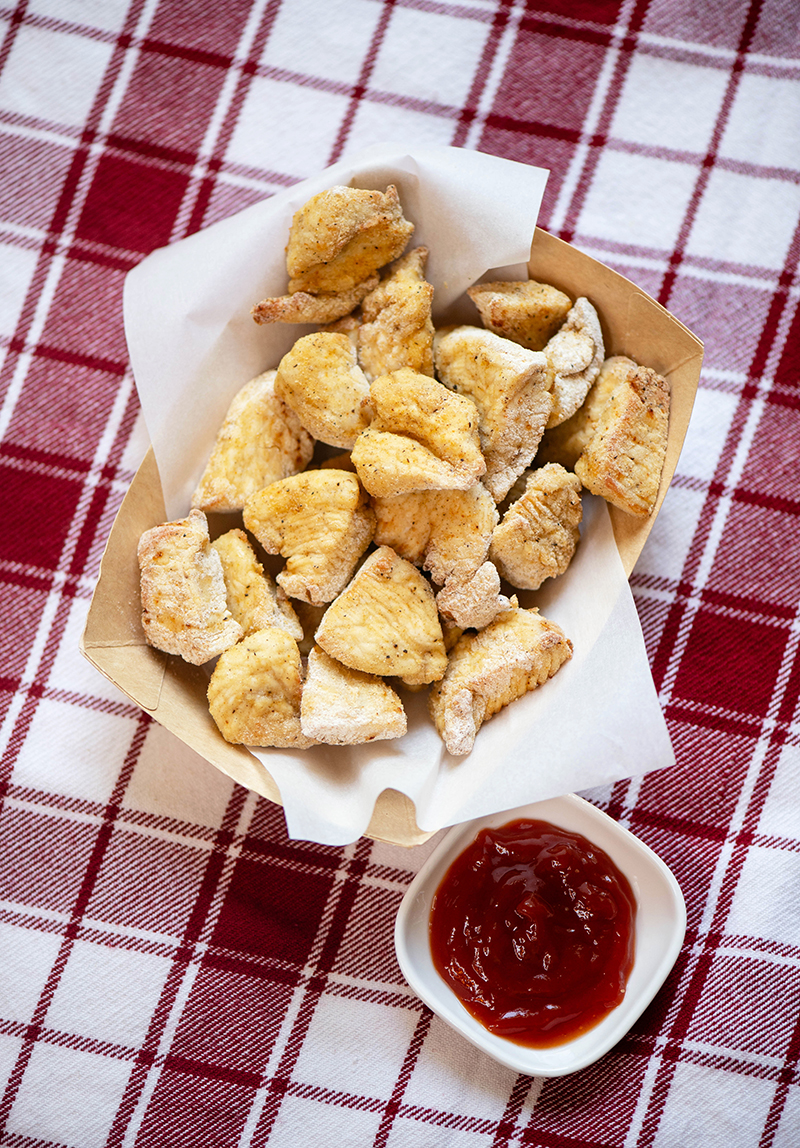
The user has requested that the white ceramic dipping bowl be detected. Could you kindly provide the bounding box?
[394,793,686,1077]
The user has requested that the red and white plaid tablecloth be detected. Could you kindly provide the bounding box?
[1,1,799,1145]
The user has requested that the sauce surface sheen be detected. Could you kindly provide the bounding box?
[429,818,636,1047]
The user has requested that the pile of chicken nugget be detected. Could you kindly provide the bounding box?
[137,184,670,757]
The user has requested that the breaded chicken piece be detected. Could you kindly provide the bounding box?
[211,528,303,640]
[544,297,604,428]
[138,509,243,665]
[372,484,498,585]
[208,627,315,748]
[433,326,552,503]
[286,184,414,294]
[489,464,582,591]
[575,364,670,517]
[535,356,635,470]
[467,279,573,351]
[435,561,515,631]
[243,469,375,604]
[252,277,379,325]
[275,331,371,449]
[351,368,485,497]
[315,546,447,686]
[358,247,435,380]
[191,370,314,512]
[429,607,572,755]
[300,646,407,744]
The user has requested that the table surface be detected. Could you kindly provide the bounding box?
[1,2,799,1146]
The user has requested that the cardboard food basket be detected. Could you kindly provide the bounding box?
[81,148,703,847]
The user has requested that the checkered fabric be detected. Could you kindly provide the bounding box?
[0,0,798,1145]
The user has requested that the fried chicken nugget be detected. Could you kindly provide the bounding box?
[433,326,552,503]
[315,546,447,686]
[575,363,670,517]
[351,368,485,497]
[191,370,314,512]
[358,247,435,380]
[544,297,604,428]
[243,470,375,605]
[429,607,572,756]
[435,561,515,631]
[489,464,582,591]
[372,484,498,586]
[535,356,635,470]
[211,528,303,640]
[300,646,407,745]
[138,509,243,665]
[467,279,573,351]
[275,331,371,449]
[286,184,414,294]
[252,277,379,326]
[208,627,315,748]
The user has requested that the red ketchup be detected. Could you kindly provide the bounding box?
[429,819,636,1047]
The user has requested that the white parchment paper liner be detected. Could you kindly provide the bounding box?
[123,143,674,846]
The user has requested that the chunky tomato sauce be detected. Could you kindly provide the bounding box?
[429,819,636,1047]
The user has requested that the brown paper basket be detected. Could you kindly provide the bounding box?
[81,226,703,847]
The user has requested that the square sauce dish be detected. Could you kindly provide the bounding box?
[394,794,686,1077]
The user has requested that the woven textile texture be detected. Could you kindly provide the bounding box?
[1,1,799,1146]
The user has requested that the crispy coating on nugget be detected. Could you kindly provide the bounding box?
[435,561,515,631]
[275,331,371,449]
[252,277,379,325]
[315,546,447,686]
[351,368,485,497]
[489,464,582,590]
[208,627,315,748]
[243,469,375,604]
[544,297,604,428]
[575,364,670,517]
[535,356,635,470]
[191,371,314,512]
[358,247,435,380]
[372,484,498,585]
[300,646,407,744]
[429,607,572,755]
[138,509,243,665]
[467,279,573,351]
[211,529,303,640]
[286,184,414,294]
[433,325,552,503]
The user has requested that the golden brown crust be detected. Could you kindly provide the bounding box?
[243,469,375,604]
[191,371,314,512]
[314,546,447,686]
[300,646,407,744]
[489,463,582,590]
[351,368,485,497]
[467,278,572,351]
[429,607,572,755]
[275,331,371,449]
[251,277,379,325]
[372,484,498,586]
[211,528,303,640]
[358,247,435,380]
[535,356,635,470]
[138,509,243,665]
[286,184,414,294]
[207,627,315,748]
[574,364,670,517]
[433,325,552,502]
